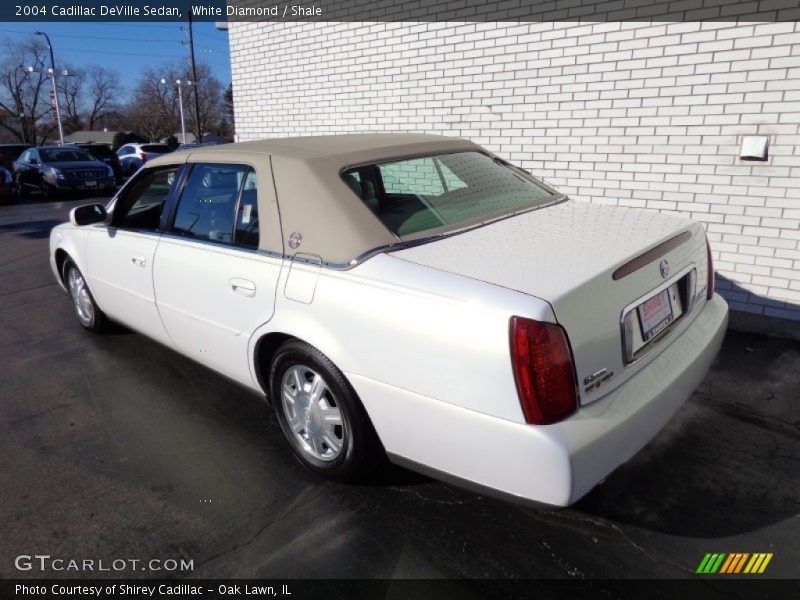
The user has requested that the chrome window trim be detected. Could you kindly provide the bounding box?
[158,231,283,262]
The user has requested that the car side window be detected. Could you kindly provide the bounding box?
[234,169,259,248]
[113,167,179,231]
[171,163,257,249]
[118,146,131,156]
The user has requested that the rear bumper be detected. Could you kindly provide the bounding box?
[350,293,728,507]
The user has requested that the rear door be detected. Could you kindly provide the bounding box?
[152,161,282,385]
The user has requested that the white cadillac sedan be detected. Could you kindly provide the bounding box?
[49,134,728,507]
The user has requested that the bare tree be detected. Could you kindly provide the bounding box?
[186,63,224,141]
[85,66,120,130]
[125,65,181,141]
[119,60,231,143]
[0,37,55,144]
[57,63,86,133]
[181,62,227,142]
[216,82,234,139]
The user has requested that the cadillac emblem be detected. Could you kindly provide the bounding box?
[288,232,302,249]
[660,260,670,278]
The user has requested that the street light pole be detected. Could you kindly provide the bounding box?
[34,31,64,145]
[176,80,187,145]
[161,78,192,145]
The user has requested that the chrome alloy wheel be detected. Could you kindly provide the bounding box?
[281,365,345,461]
[67,268,94,326]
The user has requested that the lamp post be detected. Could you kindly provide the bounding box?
[34,31,64,145]
[162,78,193,145]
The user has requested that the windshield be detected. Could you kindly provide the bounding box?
[342,152,558,237]
[40,148,94,163]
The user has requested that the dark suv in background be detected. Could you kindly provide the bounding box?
[72,143,123,185]
[13,146,115,199]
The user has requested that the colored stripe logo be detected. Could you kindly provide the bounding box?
[696,553,773,574]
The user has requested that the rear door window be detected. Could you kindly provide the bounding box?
[171,163,258,249]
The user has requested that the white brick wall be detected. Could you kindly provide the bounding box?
[229,21,800,321]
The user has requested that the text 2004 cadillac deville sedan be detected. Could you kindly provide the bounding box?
[49,134,728,506]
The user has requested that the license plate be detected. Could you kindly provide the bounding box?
[638,289,674,341]
[85,180,97,187]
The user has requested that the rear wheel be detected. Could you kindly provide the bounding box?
[269,340,383,482]
[63,260,108,332]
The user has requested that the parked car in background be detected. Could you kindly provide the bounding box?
[116,143,171,176]
[0,163,13,203]
[0,144,31,173]
[72,143,123,185]
[0,144,29,202]
[49,134,728,506]
[14,146,115,199]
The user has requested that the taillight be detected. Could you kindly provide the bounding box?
[510,316,578,425]
[139,151,147,164]
[706,237,715,299]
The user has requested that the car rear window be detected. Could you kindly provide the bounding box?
[142,144,170,153]
[342,151,557,237]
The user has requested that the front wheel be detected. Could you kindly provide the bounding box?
[269,340,383,482]
[63,260,108,332]
[41,183,57,200]
[14,174,27,197]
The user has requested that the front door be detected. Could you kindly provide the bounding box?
[85,166,181,346]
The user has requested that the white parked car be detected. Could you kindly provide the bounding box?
[116,143,172,176]
[49,134,728,506]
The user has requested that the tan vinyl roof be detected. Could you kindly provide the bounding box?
[184,133,480,166]
[146,134,484,265]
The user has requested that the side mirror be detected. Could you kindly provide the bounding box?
[69,203,107,226]
[29,158,38,165]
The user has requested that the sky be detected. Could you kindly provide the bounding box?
[0,21,232,92]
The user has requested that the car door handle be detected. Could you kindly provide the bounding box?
[131,255,147,267]
[230,278,256,297]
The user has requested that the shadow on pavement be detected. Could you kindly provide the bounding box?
[576,329,800,538]
[0,218,65,239]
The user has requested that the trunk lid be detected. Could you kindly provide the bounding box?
[391,200,710,405]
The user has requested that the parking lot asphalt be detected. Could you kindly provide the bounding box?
[0,195,798,580]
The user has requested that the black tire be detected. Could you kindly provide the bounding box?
[62,259,108,333]
[269,340,383,482]
[14,174,27,197]
[41,183,57,200]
